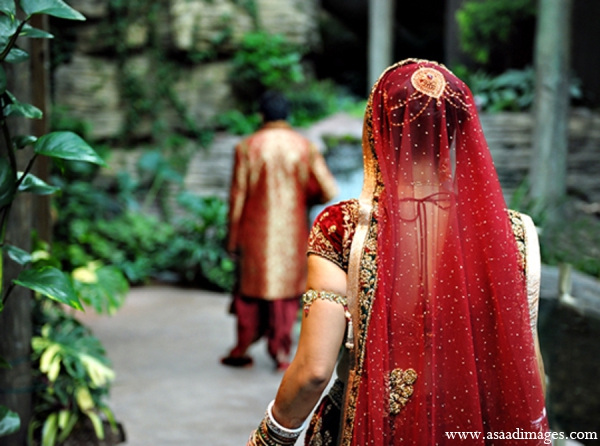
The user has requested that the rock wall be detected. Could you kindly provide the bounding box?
[481,108,600,204]
[101,110,600,206]
[54,0,320,140]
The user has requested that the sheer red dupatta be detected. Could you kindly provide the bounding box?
[345,60,548,445]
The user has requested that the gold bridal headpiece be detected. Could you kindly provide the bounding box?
[410,67,446,98]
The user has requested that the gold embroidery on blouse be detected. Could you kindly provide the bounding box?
[388,368,418,415]
[328,379,344,411]
[306,382,343,445]
[341,200,360,265]
[356,218,379,372]
[307,200,360,272]
[308,224,343,269]
[508,209,526,277]
[341,216,379,445]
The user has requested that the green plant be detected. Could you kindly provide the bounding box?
[169,192,235,291]
[465,67,536,112]
[287,80,363,127]
[72,262,129,315]
[456,0,536,64]
[509,180,600,279]
[455,66,583,112]
[53,210,176,285]
[50,154,234,289]
[29,298,118,446]
[213,109,261,135]
[539,208,600,279]
[136,148,185,215]
[229,31,305,105]
[0,0,107,436]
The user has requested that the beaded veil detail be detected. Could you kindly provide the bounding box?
[341,59,549,446]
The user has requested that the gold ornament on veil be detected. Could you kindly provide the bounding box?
[410,67,446,98]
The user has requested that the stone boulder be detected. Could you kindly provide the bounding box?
[53,54,125,140]
[169,0,319,53]
[73,21,149,54]
[171,61,237,128]
[53,52,236,140]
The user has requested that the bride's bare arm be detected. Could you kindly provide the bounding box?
[271,254,348,428]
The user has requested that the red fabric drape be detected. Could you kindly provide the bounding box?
[349,60,548,445]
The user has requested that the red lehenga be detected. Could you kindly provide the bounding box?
[305,60,548,445]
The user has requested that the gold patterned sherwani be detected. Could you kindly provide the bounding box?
[228,121,338,300]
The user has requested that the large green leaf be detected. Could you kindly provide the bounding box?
[34,132,106,166]
[17,171,59,195]
[0,155,16,207]
[12,134,37,148]
[4,101,42,118]
[74,265,128,314]
[41,412,57,446]
[14,266,83,310]
[0,13,18,38]
[0,1,17,17]
[3,244,32,265]
[20,22,53,39]
[20,0,85,21]
[4,46,28,63]
[0,405,20,437]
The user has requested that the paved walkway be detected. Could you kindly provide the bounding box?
[79,285,586,446]
[78,285,292,446]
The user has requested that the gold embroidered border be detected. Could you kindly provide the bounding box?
[307,225,344,270]
[521,213,541,339]
[508,209,526,276]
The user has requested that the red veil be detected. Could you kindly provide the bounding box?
[343,60,548,445]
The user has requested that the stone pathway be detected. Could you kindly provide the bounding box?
[79,285,588,446]
[78,285,287,446]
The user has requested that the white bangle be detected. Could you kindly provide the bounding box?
[266,400,306,438]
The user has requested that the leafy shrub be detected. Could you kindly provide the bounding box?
[216,79,364,133]
[168,192,235,291]
[510,182,600,279]
[213,110,261,135]
[51,173,235,290]
[463,67,536,112]
[455,66,583,112]
[456,0,536,64]
[229,31,305,104]
[540,212,600,279]
[53,210,176,285]
[30,299,118,446]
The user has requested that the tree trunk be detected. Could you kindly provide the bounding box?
[530,0,573,218]
[0,39,36,445]
[368,0,394,91]
[31,14,51,244]
[444,0,472,69]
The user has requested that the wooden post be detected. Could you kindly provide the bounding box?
[444,0,472,69]
[368,0,394,90]
[30,14,51,244]
[0,64,34,446]
[530,0,573,218]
